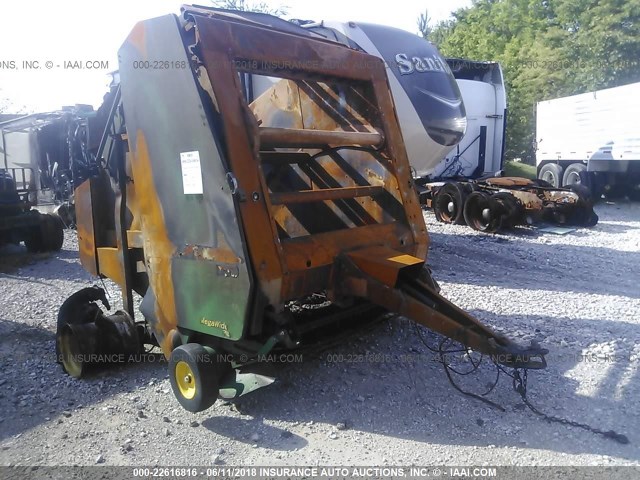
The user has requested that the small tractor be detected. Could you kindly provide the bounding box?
[0,167,63,253]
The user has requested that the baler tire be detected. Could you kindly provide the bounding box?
[58,323,97,378]
[56,286,108,364]
[169,344,221,413]
[433,182,467,225]
[568,182,593,204]
[463,191,503,233]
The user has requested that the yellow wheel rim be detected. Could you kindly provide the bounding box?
[60,330,83,378]
[175,360,196,400]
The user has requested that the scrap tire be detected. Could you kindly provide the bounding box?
[24,213,64,252]
[463,191,503,233]
[584,211,599,227]
[492,192,523,228]
[567,183,599,227]
[42,213,64,251]
[433,182,467,225]
[56,286,109,363]
[538,163,563,188]
[24,230,45,253]
[169,344,222,413]
[568,182,593,204]
[24,213,45,253]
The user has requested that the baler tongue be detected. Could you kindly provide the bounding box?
[336,246,547,370]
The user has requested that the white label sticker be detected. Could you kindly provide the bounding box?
[180,151,203,194]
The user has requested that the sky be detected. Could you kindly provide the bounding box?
[0,0,471,112]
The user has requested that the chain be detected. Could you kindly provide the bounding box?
[414,325,630,445]
[512,369,629,445]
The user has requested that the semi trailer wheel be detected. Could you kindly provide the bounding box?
[538,163,563,188]
[562,163,588,187]
[433,182,467,225]
[463,191,503,233]
[169,344,226,413]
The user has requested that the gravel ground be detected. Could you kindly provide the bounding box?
[0,201,639,467]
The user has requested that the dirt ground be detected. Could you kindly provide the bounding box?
[0,201,639,467]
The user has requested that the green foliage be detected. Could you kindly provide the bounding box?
[503,160,537,179]
[210,0,288,16]
[430,0,640,162]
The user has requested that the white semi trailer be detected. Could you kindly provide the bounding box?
[536,82,640,198]
[434,59,507,180]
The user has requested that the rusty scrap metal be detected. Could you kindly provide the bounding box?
[423,176,598,233]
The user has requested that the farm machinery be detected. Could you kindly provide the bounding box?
[57,6,547,412]
[0,167,63,253]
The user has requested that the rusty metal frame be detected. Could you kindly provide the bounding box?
[188,11,428,305]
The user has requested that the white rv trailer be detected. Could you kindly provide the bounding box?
[536,82,640,196]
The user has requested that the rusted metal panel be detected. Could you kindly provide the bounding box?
[96,247,125,286]
[484,176,536,187]
[270,185,384,205]
[259,127,383,148]
[191,14,288,305]
[118,15,253,347]
[346,246,423,288]
[75,179,98,276]
[281,222,415,273]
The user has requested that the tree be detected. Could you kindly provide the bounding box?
[417,10,431,39]
[428,0,640,162]
[210,0,289,16]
